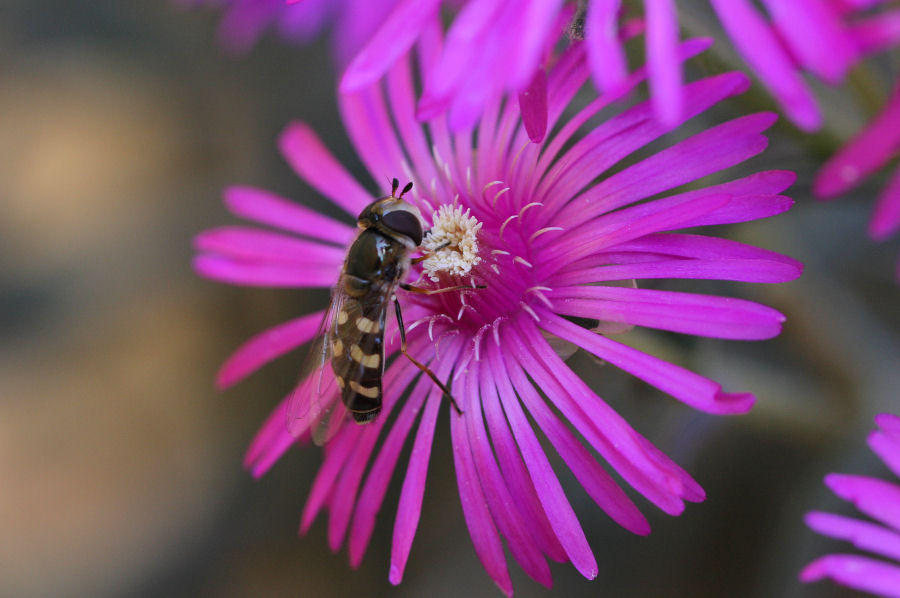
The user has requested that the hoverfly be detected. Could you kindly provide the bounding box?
[287,179,479,445]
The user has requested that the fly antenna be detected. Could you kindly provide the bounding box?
[391,178,400,197]
[400,181,413,198]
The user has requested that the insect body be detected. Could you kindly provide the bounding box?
[332,180,423,423]
[289,179,474,444]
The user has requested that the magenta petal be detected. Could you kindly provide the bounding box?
[464,363,553,587]
[339,0,441,92]
[496,342,650,535]
[300,425,362,535]
[710,0,821,130]
[800,554,900,597]
[815,80,900,198]
[763,0,858,84]
[193,254,338,288]
[450,382,514,596]
[278,121,374,215]
[244,395,302,478]
[645,0,683,126]
[806,511,900,562]
[577,112,777,219]
[389,338,463,585]
[223,186,355,245]
[871,414,900,478]
[194,226,347,265]
[519,69,549,144]
[509,320,699,515]
[586,0,628,95]
[549,285,786,340]
[538,311,756,414]
[553,258,801,286]
[851,11,900,56]
[216,311,325,389]
[870,166,900,240]
[826,474,900,531]
[348,375,434,568]
[478,357,569,565]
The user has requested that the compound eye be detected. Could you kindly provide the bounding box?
[381,210,423,245]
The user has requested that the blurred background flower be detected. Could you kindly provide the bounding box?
[2,1,899,597]
[801,414,900,597]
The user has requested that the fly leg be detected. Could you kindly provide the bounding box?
[400,282,486,294]
[393,295,463,415]
[410,240,451,265]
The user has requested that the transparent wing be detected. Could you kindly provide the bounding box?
[285,284,351,445]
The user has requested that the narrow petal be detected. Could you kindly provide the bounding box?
[870,414,900,478]
[538,311,756,414]
[243,395,303,479]
[495,340,651,535]
[610,233,804,269]
[478,354,569,564]
[465,363,553,587]
[217,311,325,389]
[539,72,752,216]
[815,80,900,198]
[800,554,900,597]
[586,0,628,95]
[300,425,363,535]
[508,319,701,515]
[519,69,549,144]
[223,186,355,245]
[485,341,603,574]
[826,474,900,531]
[552,258,802,286]
[450,382,514,596]
[710,0,821,130]
[387,338,461,585]
[193,255,338,288]
[278,121,374,215]
[339,0,441,92]
[339,88,409,189]
[850,11,900,56]
[806,511,900,561]
[869,165,900,240]
[548,285,786,340]
[326,353,423,553]
[558,112,776,225]
[760,0,857,84]
[194,226,347,265]
[645,0,683,126]
[541,193,732,266]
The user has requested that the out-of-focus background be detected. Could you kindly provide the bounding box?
[1,2,898,597]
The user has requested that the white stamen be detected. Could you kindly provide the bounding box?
[518,202,543,219]
[490,264,500,274]
[514,256,533,268]
[492,186,511,208]
[482,180,504,194]
[526,286,554,309]
[492,317,503,346]
[529,226,564,243]
[520,301,541,322]
[422,204,483,282]
[499,214,518,241]
[491,249,510,256]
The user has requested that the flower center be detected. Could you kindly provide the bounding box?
[421,204,483,282]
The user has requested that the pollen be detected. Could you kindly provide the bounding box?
[421,204,483,281]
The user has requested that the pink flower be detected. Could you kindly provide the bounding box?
[195,32,801,594]
[801,414,900,597]
[814,77,900,279]
[341,0,900,137]
[176,0,393,65]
